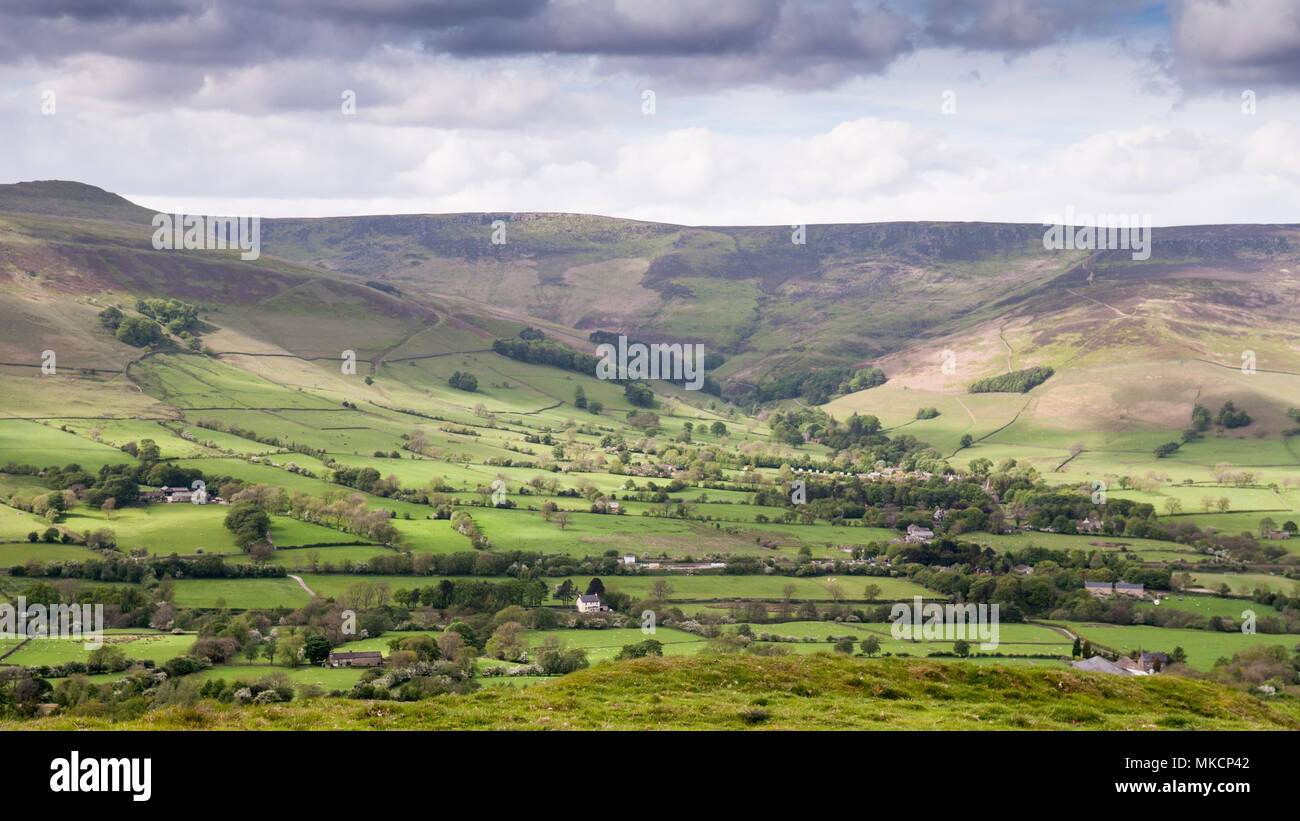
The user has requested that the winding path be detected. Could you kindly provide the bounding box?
[287,574,316,597]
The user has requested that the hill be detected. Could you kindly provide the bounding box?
[7,655,1299,730]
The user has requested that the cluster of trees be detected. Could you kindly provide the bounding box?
[391,578,550,612]
[968,366,1054,394]
[492,337,602,376]
[98,306,166,348]
[739,366,882,406]
[135,298,200,333]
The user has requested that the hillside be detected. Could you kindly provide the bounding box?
[8,655,1299,730]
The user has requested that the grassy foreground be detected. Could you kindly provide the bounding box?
[8,655,1300,731]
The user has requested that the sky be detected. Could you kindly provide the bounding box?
[1,0,1298,226]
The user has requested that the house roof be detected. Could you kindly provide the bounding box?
[1071,656,1135,675]
[1084,581,1111,588]
[577,594,600,603]
[1115,582,1144,590]
[328,651,382,659]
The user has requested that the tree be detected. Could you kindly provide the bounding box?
[484,621,526,661]
[277,634,305,667]
[1072,637,1082,657]
[554,510,570,531]
[261,637,278,666]
[303,635,332,666]
[863,583,881,601]
[710,421,727,437]
[959,434,974,449]
[554,579,577,607]
[585,577,605,597]
[834,637,855,654]
[1191,403,1211,432]
[573,386,587,409]
[87,645,128,673]
[650,578,675,602]
[100,497,116,520]
[952,639,971,658]
[860,636,880,656]
[1259,517,1278,538]
[97,306,124,331]
[1216,497,1231,513]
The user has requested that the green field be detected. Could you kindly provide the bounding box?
[171,577,313,609]
[1063,622,1300,670]
[3,632,195,667]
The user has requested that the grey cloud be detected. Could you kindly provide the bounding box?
[1171,0,1300,87]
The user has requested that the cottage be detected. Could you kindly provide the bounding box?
[576,593,603,613]
[1266,530,1290,540]
[327,650,383,668]
[621,554,637,565]
[1012,564,1034,576]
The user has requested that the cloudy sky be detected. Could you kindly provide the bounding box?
[2,0,1298,225]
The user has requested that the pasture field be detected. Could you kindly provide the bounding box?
[963,530,1208,562]
[0,419,137,472]
[1137,595,1278,621]
[171,577,313,609]
[1062,622,1300,670]
[44,504,349,556]
[335,630,443,653]
[3,632,195,667]
[196,664,369,690]
[227,544,397,569]
[523,627,705,663]
[594,574,932,602]
[1189,573,1300,596]
[727,620,1072,655]
[0,541,101,565]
